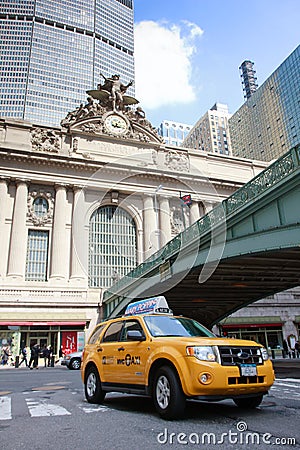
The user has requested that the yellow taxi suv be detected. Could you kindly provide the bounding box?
[81,297,275,420]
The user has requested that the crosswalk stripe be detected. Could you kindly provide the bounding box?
[0,396,11,420]
[25,398,71,417]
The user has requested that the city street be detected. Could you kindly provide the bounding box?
[0,364,299,450]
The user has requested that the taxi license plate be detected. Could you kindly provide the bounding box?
[240,364,257,376]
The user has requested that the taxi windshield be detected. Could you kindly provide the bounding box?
[143,315,215,338]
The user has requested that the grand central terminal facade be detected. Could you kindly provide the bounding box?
[0,85,299,360]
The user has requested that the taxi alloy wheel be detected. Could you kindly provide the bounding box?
[156,375,170,409]
[153,366,186,420]
[85,366,106,404]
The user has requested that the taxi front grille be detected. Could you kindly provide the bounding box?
[228,376,265,385]
[218,346,263,366]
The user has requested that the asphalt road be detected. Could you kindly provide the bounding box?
[0,364,299,450]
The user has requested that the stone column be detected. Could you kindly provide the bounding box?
[0,178,8,227]
[50,184,67,280]
[136,229,144,264]
[143,194,157,258]
[199,201,206,217]
[70,186,85,280]
[205,200,214,212]
[7,180,28,278]
[159,196,172,246]
[0,179,8,277]
[190,201,200,225]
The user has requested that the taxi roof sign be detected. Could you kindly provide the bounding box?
[124,296,172,316]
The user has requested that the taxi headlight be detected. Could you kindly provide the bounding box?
[186,346,216,362]
[260,347,269,361]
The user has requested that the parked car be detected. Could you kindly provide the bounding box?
[61,351,82,370]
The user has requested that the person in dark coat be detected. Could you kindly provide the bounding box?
[19,346,29,367]
[41,345,51,367]
[28,344,40,369]
[283,339,289,358]
[1,346,10,365]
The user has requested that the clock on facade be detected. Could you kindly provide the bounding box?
[104,113,129,135]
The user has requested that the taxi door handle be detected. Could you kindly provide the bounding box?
[118,347,125,351]
[97,347,103,352]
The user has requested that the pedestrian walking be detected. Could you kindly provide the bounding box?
[48,345,54,367]
[28,344,40,369]
[19,345,29,367]
[56,345,65,364]
[283,339,290,358]
[41,345,49,367]
[1,346,10,366]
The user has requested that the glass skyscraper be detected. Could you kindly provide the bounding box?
[229,45,300,162]
[0,0,134,126]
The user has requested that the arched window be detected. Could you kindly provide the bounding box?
[89,205,137,288]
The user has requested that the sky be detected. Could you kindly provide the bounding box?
[133,0,300,128]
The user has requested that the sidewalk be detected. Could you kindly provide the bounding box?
[272,357,300,379]
[0,361,61,370]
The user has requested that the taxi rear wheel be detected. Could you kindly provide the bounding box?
[233,394,263,409]
[85,366,106,404]
[153,366,186,420]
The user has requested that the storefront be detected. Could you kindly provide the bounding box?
[0,321,87,364]
[220,317,284,358]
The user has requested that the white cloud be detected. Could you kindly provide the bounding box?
[134,20,203,110]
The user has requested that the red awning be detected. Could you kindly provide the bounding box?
[0,321,87,326]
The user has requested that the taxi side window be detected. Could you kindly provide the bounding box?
[88,324,106,344]
[120,320,144,341]
[102,321,123,343]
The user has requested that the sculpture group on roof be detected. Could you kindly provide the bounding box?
[97,73,134,112]
[60,72,162,142]
[61,73,140,126]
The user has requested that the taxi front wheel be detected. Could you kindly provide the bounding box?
[85,366,106,404]
[153,366,186,420]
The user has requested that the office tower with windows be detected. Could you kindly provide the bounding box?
[240,60,258,100]
[230,45,300,162]
[0,0,134,126]
[158,120,192,147]
[183,103,232,155]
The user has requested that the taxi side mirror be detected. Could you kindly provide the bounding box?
[127,330,146,341]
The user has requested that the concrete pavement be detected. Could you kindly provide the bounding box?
[272,357,300,379]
